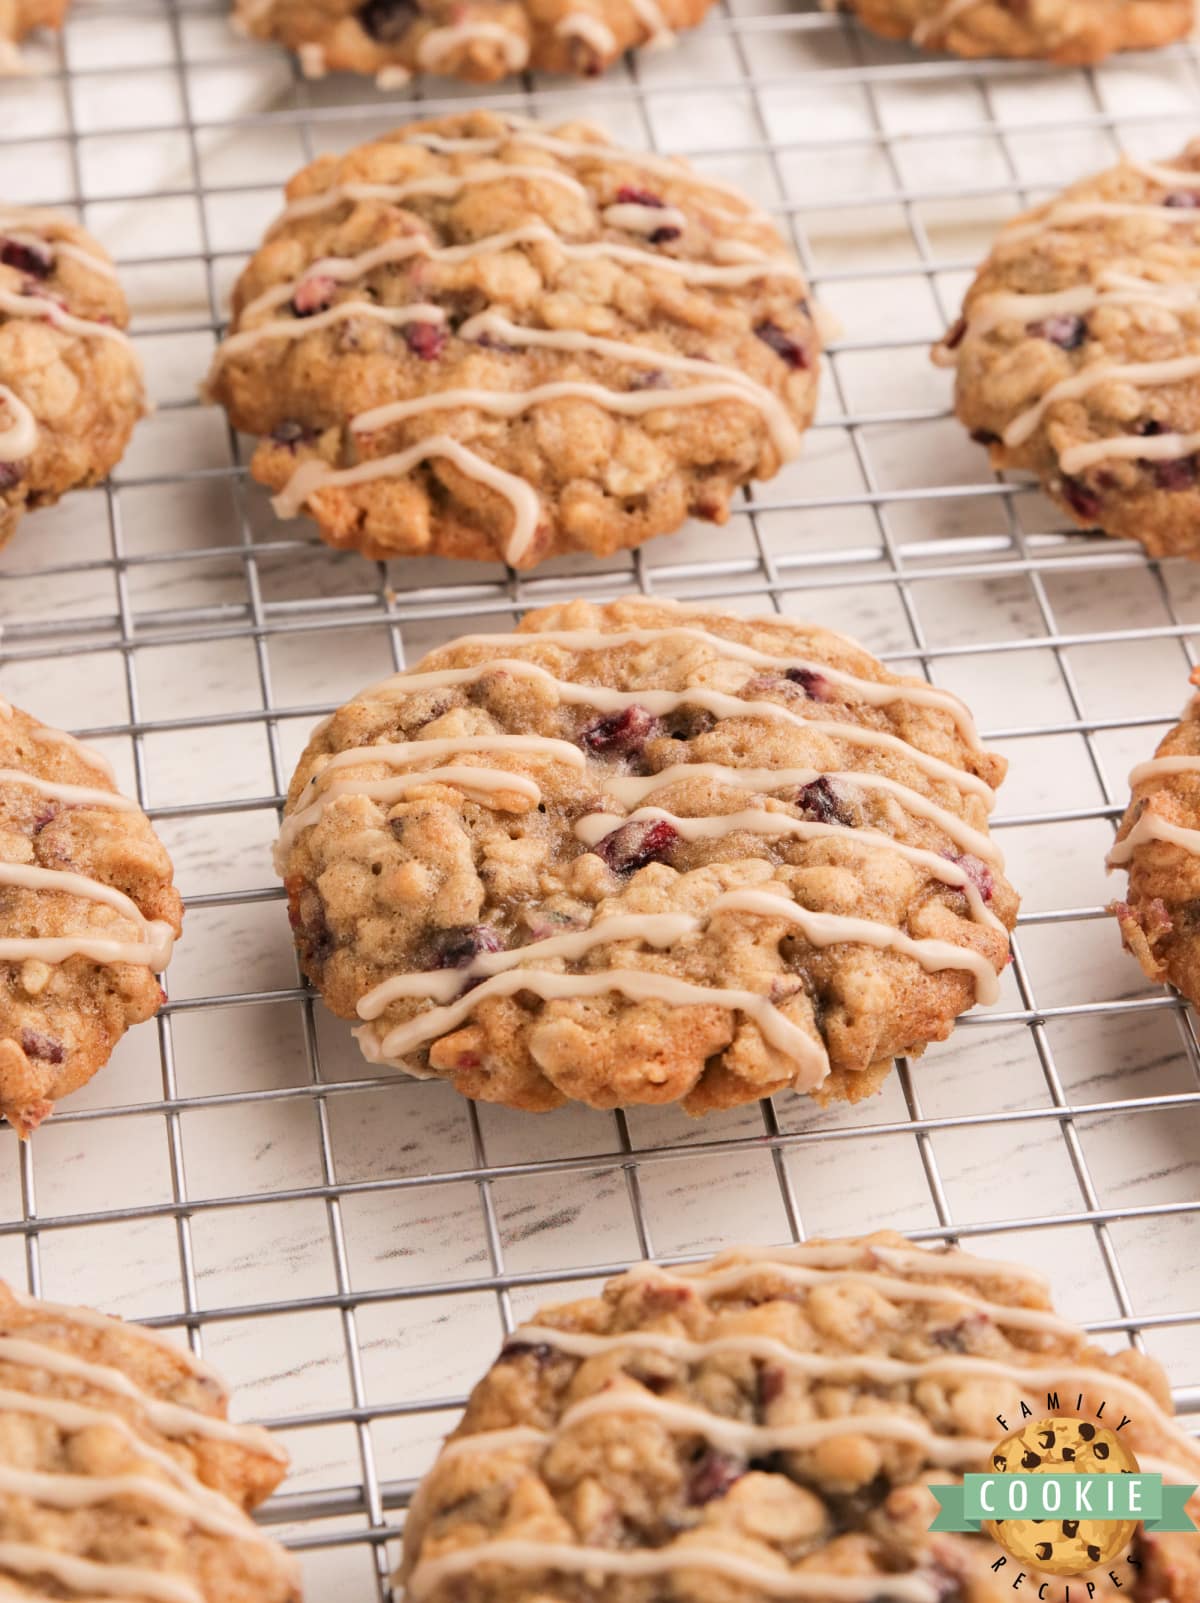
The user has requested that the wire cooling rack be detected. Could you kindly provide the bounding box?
[4,4,1200,1597]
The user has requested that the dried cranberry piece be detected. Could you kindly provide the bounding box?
[785,667,831,701]
[648,225,682,245]
[944,851,994,903]
[0,237,53,278]
[629,369,669,390]
[797,777,854,827]
[285,875,335,966]
[357,0,418,40]
[1164,190,1200,208]
[580,705,659,756]
[1059,476,1102,523]
[19,1029,64,1065]
[290,275,337,317]
[498,1340,554,1364]
[969,428,1000,447]
[1150,454,1198,491]
[1027,313,1086,350]
[757,1364,786,1408]
[1137,419,1165,437]
[270,420,315,451]
[594,818,678,875]
[0,462,24,491]
[942,316,967,351]
[615,185,663,208]
[754,319,808,370]
[429,925,503,969]
[687,1450,746,1505]
[404,321,447,361]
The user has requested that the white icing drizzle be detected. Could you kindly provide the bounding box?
[629,1257,1077,1337]
[607,764,1001,865]
[1000,200,1200,245]
[453,310,805,462]
[911,0,977,44]
[415,20,530,71]
[28,725,117,783]
[0,863,176,970]
[1106,809,1200,867]
[1061,425,1200,475]
[358,912,694,1014]
[628,0,675,47]
[445,622,985,751]
[209,299,445,371]
[0,1334,282,1458]
[1005,353,1200,449]
[0,1541,204,1603]
[572,807,1005,933]
[356,966,829,1089]
[406,1540,939,1603]
[0,769,137,812]
[0,1461,259,1546]
[1128,754,1200,787]
[0,384,37,463]
[0,287,133,351]
[1123,156,1200,189]
[275,768,543,866]
[5,1287,222,1390]
[375,63,413,88]
[238,223,798,327]
[334,659,988,800]
[600,201,687,235]
[500,1323,1200,1470]
[0,209,119,283]
[0,1384,270,1542]
[953,273,1200,350]
[555,11,618,54]
[357,887,999,1019]
[442,1391,995,1466]
[271,433,542,566]
[267,165,587,237]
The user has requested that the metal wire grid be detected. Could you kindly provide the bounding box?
[4,6,1200,1598]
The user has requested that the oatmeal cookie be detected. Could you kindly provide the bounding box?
[1108,671,1200,1006]
[232,0,712,84]
[399,1231,1200,1603]
[0,1278,300,1601]
[276,596,1015,1115]
[0,206,145,547]
[205,112,818,570]
[936,143,1200,561]
[0,699,182,1136]
[0,0,69,71]
[830,0,1192,63]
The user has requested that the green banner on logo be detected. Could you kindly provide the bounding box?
[929,1474,1198,1534]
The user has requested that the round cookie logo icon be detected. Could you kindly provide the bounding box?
[984,1417,1138,1577]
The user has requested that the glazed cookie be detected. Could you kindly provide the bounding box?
[0,206,145,547]
[232,0,712,84]
[0,0,69,72]
[829,0,1193,63]
[276,597,1015,1114]
[936,143,1200,561]
[0,1279,301,1601]
[205,113,818,570]
[0,700,182,1136]
[1108,672,1200,1005]
[400,1232,1200,1603]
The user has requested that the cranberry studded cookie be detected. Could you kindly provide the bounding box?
[400,1231,1200,1603]
[829,0,1193,63]
[0,0,69,71]
[205,113,818,570]
[276,597,1015,1115]
[936,144,1200,561]
[231,0,712,84]
[0,1279,301,1601]
[1108,672,1200,1006]
[0,206,145,547]
[0,700,182,1136]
